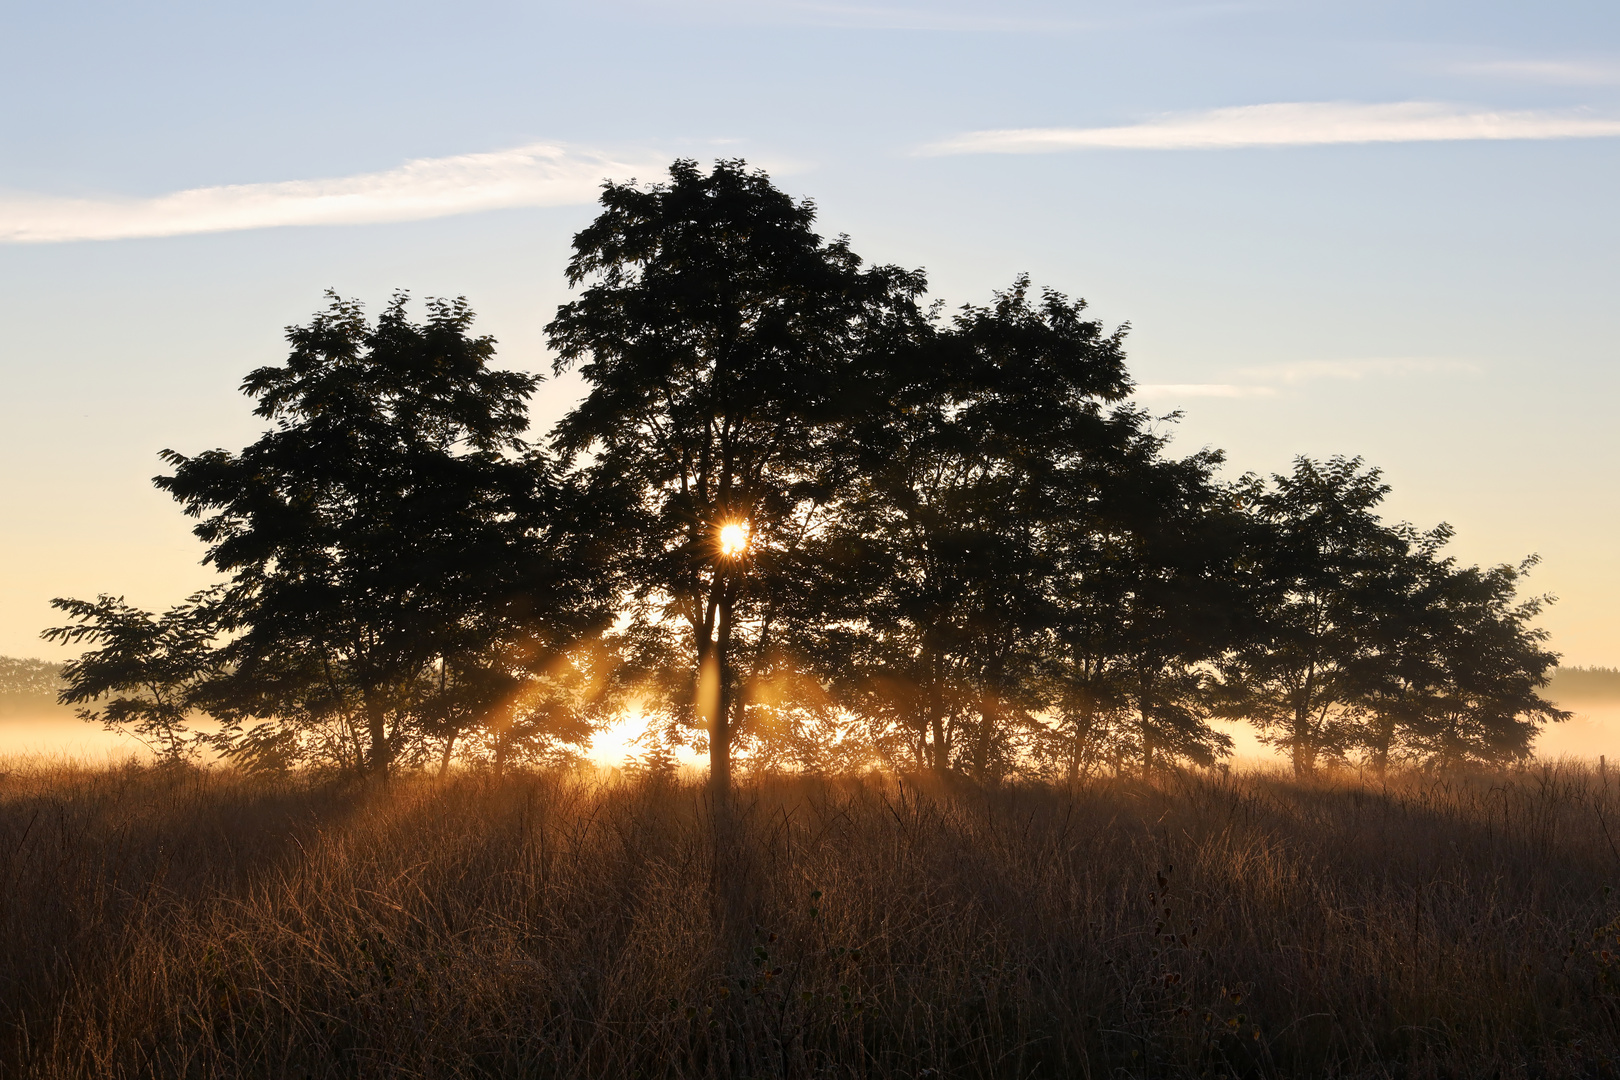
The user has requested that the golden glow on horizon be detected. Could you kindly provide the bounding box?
[719,521,750,557]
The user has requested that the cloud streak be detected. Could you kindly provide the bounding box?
[1455,59,1620,87]
[635,0,1094,32]
[923,101,1620,155]
[0,144,658,244]
[1134,383,1279,400]
[1135,358,1478,403]
[635,0,1266,33]
[1236,358,1480,384]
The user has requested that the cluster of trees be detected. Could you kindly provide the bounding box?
[45,160,1565,786]
[1547,667,1620,702]
[0,657,66,716]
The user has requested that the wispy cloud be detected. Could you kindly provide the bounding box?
[1135,358,1478,403]
[0,143,660,244]
[1454,59,1620,87]
[633,0,1093,32]
[1236,358,1480,384]
[750,2,1082,31]
[1134,383,1279,400]
[631,0,1268,33]
[922,101,1620,155]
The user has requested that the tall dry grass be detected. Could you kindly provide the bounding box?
[4,760,1620,1078]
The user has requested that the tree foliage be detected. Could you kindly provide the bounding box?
[70,292,614,776]
[546,158,928,797]
[41,591,220,762]
[42,161,1566,781]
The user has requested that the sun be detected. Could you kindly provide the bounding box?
[719,521,750,557]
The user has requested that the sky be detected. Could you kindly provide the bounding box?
[1,0,1617,668]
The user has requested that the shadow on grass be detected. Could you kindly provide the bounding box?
[3,761,1620,1078]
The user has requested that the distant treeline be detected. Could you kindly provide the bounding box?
[1547,667,1620,702]
[38,160,1574,783]
[0,657,66,716]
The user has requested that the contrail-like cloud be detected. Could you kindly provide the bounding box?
[1236,358,1480,384]
[1134,358,1480,404]
[922,101,1620,155]
[1133,384,1278,400]
[0,143,659,244]
[1455,59,1620,87]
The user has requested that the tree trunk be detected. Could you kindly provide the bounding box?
[971,705,994,783]
[366,698,391,780]
[1292,705,1316,777]
[438,733,457,777]
[1138,672,1155,777]
[1369,712,1395,775]
[929,710,949,776]
[705,594,735,808]
[1067,703,1095,787]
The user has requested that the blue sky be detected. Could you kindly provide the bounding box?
[2,0,1617,663]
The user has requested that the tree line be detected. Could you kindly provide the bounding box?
[44,160,1565,787]
[0,657,67,716]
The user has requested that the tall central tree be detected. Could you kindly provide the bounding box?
[546,160,926,801]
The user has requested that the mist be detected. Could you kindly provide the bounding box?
[8,660,1619,770]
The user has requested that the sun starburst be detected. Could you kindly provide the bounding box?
[719,521,750,557]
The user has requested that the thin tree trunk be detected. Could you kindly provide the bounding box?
[1292,704,1316,777]
[706,593,735,808]
[1068,702,1095,787]
[1138,672,1155,777]
[366,698,390,780]
[1369,711,1396,775]
[972,706,994,783]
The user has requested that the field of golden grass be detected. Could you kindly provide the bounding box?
[4,762,1620,1078]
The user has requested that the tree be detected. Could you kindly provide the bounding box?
[546,159,927,801]
[1348,522,1458,774]
[1042,420,1252,779]
[41,590,221,763]
[1368,555,1566,767]
[157,292,605,778]
[1225,456,1565,774]
[1223,457,1409,775]
[820,277,1146,780]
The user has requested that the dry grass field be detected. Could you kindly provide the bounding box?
[4,762,1620,1079]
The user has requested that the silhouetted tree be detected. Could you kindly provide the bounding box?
[1348,522,1458,774]
[31,163,1571,785]
[1374,556,1565,766]
[1090,449,1251,773]
[157,292,605,778]
[1044,424,1253,778]
[546,159,927,801]
[1222,458,1409,775]
[825,278,1146,779]
[1226,457,1566,773]
[42,590,222,762]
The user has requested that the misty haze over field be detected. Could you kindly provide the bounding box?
[7,661,1619,767]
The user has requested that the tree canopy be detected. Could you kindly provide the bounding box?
[43,160,1566,782]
